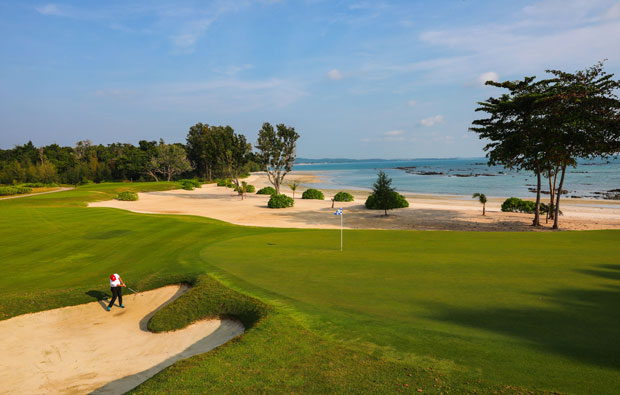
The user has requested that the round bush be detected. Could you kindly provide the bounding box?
[246,184,256,193]
[302,188,324,200]
[365,192,408,210]
[179,179,201,188]
[181,182,194,191]
[501,197,521,212]
[117,191,138,201]
[268,194,294,208]
[333,191,354,202]
[256,186,276,195]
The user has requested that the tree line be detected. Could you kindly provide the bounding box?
[471,61,620,229]
[0,122,300,193]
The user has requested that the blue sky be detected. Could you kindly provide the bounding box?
[1,0,619,158]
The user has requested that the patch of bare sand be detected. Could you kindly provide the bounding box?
[0,285,244,395]
[89,172,620,231]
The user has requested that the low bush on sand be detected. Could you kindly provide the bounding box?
[501,197,555,215]
[116,191,139,201]
[0,186,32,196]
[245,184,256,193]
[365,192,409,210]
[216,178,234,188]
[333,191,354,202]
[302,188,324,200]
[268,193,294,208]
[256,186,276,195]
[179,179,202,188]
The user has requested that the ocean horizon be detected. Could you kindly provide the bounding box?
[293,157,620,199]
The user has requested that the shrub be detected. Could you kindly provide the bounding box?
[181,182,194,191]
[268,194,294,208]
[117,191,139,201]
[333,191,354,202]
[246,184,256,193]
[501,197,542,214]
[216,178,233,187]
[0,186,32,196]
[501,197,521,212]
[256,186,276,195]
[365,192,409,210]
[20,182,44,188]
[179,179,201,188]
[302,188,324,200]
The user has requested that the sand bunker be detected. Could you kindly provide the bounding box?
[0,285,244,394]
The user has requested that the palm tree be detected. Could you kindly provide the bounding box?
[472,192,487,216]
[239,181,248,200]
[288,181,299,200]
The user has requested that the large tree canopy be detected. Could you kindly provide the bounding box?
[471,61,620,229]
[255,122,300,195]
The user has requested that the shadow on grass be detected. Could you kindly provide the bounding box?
[86,290,109,311]
[427,264,620,369]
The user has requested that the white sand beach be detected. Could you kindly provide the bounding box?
[90,172,620,232]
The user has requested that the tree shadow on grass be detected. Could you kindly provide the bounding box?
[426,264,620,369]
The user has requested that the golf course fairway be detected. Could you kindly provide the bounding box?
[1,183,619,394]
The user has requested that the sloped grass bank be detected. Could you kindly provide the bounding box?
[148,275,270,332]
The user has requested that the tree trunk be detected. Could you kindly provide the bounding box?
[532,163,541,226]
[552,163,567,230]
[147,170,158,182]
[482,203,486,216]
[546,172,553,223]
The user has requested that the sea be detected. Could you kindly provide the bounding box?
[293,157,620,199]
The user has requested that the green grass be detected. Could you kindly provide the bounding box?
[1,182,619,394]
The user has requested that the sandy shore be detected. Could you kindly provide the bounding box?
[0,285,243,394]
[90,172,620,231]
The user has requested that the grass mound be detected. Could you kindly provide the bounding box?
[148,275,270,332]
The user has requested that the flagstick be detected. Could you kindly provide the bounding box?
[340,211,343,252]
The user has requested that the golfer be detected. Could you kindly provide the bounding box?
[107,273,126,311]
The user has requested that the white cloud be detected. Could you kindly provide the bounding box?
[327,69,344,80]
[478,72,499,86]
[170,17,214,52]
[606,4,620,19]
[420,115,444,127]
[407,100,417,107]
[35,4,65,16]
[384,130,404,136]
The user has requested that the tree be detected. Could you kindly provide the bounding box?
[238,181,249,200]
[370,171,397,216]
[543,62,620,229]
[146,141,193,181]
[186,123,221,180]
[472,193,487,216]
[471,62,620,229]
[288,181,299,199]
[471,76,552,226]
[208,126,252,191]
[255,122,300,195]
